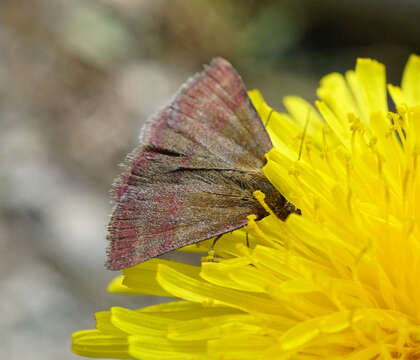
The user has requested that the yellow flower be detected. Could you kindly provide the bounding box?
[72,56,420,359]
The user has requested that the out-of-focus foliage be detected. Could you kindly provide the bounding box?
[1,0,419,359]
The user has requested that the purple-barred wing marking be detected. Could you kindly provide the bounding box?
[107,58,275,270]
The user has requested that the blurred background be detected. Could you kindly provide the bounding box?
[1,0,419,358]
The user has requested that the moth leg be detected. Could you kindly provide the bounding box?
[203,234,224,263]
[210,234,224,251]
[264,109,274,127]
[246,231,249,248]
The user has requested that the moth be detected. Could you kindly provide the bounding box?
[107,57,297,270]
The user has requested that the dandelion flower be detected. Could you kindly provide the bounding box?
[72,56,420,359]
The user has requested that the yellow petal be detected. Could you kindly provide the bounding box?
[129,335,206,360]
[317,72,359,122]
[116,259,200,297]
[157,263,286,315]
[72,330,130,359]
[107,275,144,295]
[402,54,420,106]
[95,311,127,336]
[167,314,258,341]
[110,307,172,336]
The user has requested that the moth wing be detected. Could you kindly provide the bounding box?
[142,57,272,170]
[107,58,272,270]
[107,150,262,270]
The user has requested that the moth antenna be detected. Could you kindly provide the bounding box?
[246,232,250,248]
[298,107,311,160]
[264,109,274,127]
